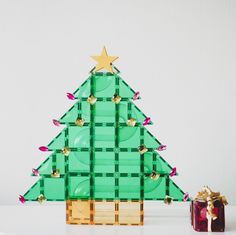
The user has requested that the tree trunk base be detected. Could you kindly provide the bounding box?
[66,199,144,225]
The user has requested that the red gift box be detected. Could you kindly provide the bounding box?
[191,186,228,232]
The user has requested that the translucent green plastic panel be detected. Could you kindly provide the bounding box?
[69,126,90,148]
[36,153,65,175]
[73,74,135,99]
[144,177,166,200]
[94,102,115,123]
[24,71,188,203]
[119,102,147,123]
[144,129,161,148]
[48,127,162,151]
[60,101,147,124]
[24,181,40,200]
[60,102,90,123]
[59,104,78,123]
[119,177,140,199]
[69,176,90,199]
[119,127,140,147]
[44,178,65,200]
[169,179,185,200]
[119,152,140,173]
[93,74,116,97]
[94,152,115,173]
[73,78,91,98]
[68,152,90,173]
[143,153,172,175]
[119,79,135,98]
[94,127,115,148]
[48,130,66,150]
[94,177,115,198]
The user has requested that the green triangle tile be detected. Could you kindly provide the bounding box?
[143,152,173,175]
[157,156,173,174]
[132,103,147,123]
[36,153,65,175]
[119,77,135,98]
[59,104,78,123]
[36,157,52,175]
[48,129,66,150]
[24,181,40,201]
[169,179,185,201]
[144,129,161,148]
[73,77,91,98]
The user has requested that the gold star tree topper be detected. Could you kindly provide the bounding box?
[91,47,118,73]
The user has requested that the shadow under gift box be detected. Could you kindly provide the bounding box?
[191,199,225,232]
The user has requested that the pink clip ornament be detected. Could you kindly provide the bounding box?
[133,91,140,101]
[66,93,75,100]
[39,146,49,152]
[52,119,61,126]
[32,168,39,176]
[157,145,167,151]
[169,167,177,177]
[143,117,151,126]
[183,192,189,202]
[19,195,26,204]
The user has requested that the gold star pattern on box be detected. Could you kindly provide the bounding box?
[91,47,118,73]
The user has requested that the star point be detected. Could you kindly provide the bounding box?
[91,47,118,73]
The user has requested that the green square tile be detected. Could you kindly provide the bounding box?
[94,152,115,173]
[119,127,140,147]
[44,178,65,200]
[94,75,116,97]
[94,102,115,122]
[68,126,90,148]
[144,177,165,199]
[69,176,90,198]
[69,152,90,172]
[94,177,115,198]
[119,177,140,199]
[119,152,140,173]
[94,127,115,147]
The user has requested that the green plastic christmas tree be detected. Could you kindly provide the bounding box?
[21,47,189,225]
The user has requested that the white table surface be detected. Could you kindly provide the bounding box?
[0,202,235,235]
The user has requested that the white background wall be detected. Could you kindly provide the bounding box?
[0,0,235,205]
